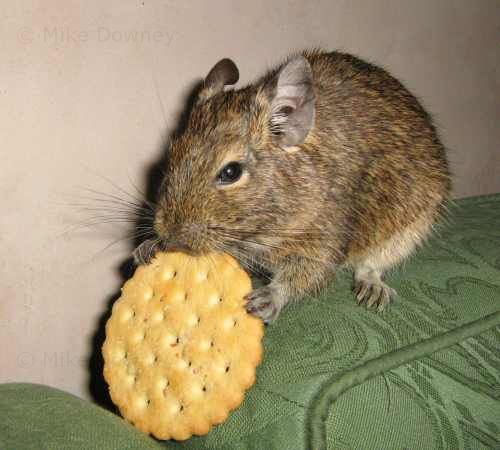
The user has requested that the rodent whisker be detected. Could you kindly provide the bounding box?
[72,209,142,220]
[224,225,325,234]
[77,187,155,212]
[60,214,154,235]
[213,241,272,282]
[59,199,155,227]
[60,180,157,241]
[206,252,224,288]
[125,173,158,210]
[214,229,335,268]
[211,225,324,243]
[82,169,158,211]
[71,212,154,224]
[217,232,288,254]
[87,228,157,261]
[64,202,155,217]
[210,223,326,234]
[59,219,141,239]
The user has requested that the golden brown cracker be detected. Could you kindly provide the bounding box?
[102,252,263,440]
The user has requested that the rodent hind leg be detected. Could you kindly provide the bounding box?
[353,265,396,312]
[351,215,432,311]
[245,254,335,324]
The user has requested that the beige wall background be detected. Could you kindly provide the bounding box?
[1,0,499,402]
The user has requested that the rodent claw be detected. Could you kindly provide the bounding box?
[245,286,283,324]
[353,279,395,312]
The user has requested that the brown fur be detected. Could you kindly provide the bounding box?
[135,49,451,323]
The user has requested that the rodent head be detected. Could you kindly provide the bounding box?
[151,56,316,260]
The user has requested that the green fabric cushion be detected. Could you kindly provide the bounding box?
[1,194,500,449]
[0,383,160,450]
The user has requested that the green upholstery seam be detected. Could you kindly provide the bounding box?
[306,310,500,450]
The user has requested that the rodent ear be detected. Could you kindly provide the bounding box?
[198,58,239,102]
[268,56,315,151]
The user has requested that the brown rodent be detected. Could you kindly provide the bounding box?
[134,49,451,323]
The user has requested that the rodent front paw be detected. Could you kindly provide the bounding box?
[245,286,284,324]
[133,238,160,265]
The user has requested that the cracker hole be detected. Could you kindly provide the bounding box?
[179,404,184,412]
[188,361,192,367]
[162,381,170,396]
[218,297,223,304]
[173,271,177,278]
[146,398,151,406]
[210,341,214,348]
[225,365,230,373]
[202,386,207,392]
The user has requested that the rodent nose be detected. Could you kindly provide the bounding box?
[185,222,205,234]
[169,222,201,238]
[164,222,207,255]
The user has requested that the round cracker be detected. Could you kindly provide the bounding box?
[102,252,264,440]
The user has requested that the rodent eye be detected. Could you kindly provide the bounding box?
[217,162,243,185]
